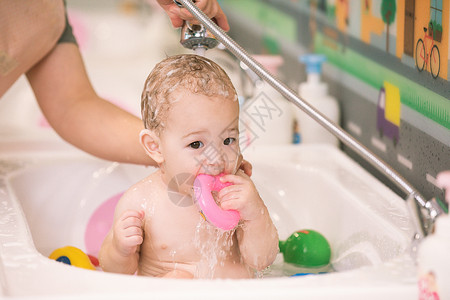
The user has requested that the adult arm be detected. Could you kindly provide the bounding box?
[26,43,154,165]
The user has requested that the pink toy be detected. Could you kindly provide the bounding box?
[67,10,89,51]
[193,173,240,231]
[85,192,123,257]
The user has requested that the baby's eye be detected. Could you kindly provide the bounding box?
[223,137,236,145]
[189,141,204,149]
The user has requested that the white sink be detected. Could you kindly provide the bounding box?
[0,144,418,299]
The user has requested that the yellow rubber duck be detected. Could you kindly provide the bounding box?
[49,246,96,270]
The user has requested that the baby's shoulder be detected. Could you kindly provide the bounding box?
[122,172,162,200]
[115,172,162,213]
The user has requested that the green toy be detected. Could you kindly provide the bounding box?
[279,229,331,268]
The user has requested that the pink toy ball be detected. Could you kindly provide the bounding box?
[85,192,123,257]
[38,115,51,128]
[67,10,89,51]
[193,173,240,231]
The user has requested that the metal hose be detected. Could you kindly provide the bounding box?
[176,0,442,237]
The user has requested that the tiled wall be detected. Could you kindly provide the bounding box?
[222,0,450,201]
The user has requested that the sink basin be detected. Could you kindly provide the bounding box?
[0,144,418,298]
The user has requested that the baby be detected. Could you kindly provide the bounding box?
[99,54,279,279]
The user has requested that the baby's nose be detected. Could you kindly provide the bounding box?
[202,145,227,174]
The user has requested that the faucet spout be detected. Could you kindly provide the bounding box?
[407,193,443,239]
[179,21,218,52]
[175,0,218,52]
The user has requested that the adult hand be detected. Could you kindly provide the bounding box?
[156,0,229,31]
[437,171,450,203]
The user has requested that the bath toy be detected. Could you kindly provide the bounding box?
[279,230,331,268]
[87,254,100,267]
[85,192,123,257]
[291,272,328,277]
[193,173,240,231]
[49,246,96,270]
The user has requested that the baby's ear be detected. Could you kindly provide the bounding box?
[140,129,164,164]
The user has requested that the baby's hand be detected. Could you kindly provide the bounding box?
[113,210,145,257]
[217,170,265,221]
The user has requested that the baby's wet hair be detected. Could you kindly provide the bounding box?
[141,54,237,134]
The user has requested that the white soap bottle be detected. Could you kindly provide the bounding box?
[241,55,293,147]
[294,54,340,147]
[417,206,450,300]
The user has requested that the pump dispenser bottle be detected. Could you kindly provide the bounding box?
[417,212,450,299]
[417,171,450,300]
[241,55,293,147]
[295,54,339,147]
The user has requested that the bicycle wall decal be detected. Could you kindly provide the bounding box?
[415,22,441,79]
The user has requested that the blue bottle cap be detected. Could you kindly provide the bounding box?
[299,54,327,74]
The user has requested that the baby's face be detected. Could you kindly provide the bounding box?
[158,91,240,194]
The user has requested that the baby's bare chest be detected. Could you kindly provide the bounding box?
[141,202,239,263]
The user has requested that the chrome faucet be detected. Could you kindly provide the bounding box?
[174,0,218,54]
[180,21,218,53]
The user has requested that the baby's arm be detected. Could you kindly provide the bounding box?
[99,192,145,274]
[218,171,279,271]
